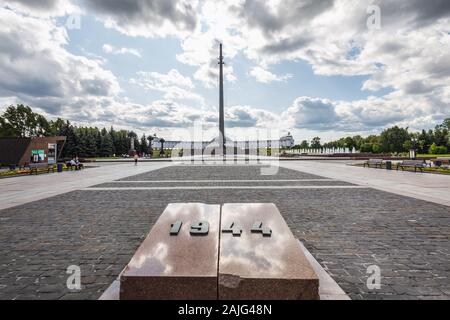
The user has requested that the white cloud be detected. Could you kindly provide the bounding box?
[174,1,246,88]
[102,44,142,58]
[174,0,450,131]
[130,69,204,104]
[0,0,81,17]
[1,0,450,138]
[0,8,119,116]
[281,93,449,133]
[177,36,239,88]
[226,105,281,128]
[249,66,292,83]
[84,0,200,38]
[283,97,341,130]
[135,69,194,89]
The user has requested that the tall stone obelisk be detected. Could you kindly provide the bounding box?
[218,43,225,156]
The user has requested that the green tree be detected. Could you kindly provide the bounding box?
[437,118,450,131]
[343,136,356,149]
[147,135,155,156]
[429,143,448,155]
[434,125,448,147]
[82,133,97,157]
[59,122,77,158]
[352,135,364,150]
[0,104,50,137]
[48,118,66,136]
[160,138,166,156]
[95,131,102,155]
[140,134,149,154]
[310,137,321,148]
[299,140,309,149]
[360,143,373,153]
[417,129,432,154]
[372,143,381,153]
[379,126,410,153]
[109,126,117,155]
[100,132,114,157]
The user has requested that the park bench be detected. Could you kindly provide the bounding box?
[429,157,450,167]
[29,163,56,175]
[66,162,84,170]
[396,160,425,172]
[435,157,450,165]
[363,158,383,168]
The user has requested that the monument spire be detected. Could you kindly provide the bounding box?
[218,43,225,156]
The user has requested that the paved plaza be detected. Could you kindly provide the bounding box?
[0,162,449,299]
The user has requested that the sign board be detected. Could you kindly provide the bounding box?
[48,143,57,164]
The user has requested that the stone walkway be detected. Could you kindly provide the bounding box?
[0,163,449,300]
[281,161,450,207]
[0,162,169,211]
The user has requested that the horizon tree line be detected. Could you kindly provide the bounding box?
[0,104,155,158]
[1,104,449,156]
[293,119,450,155]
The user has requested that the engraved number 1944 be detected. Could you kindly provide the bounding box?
[169,220,271,237]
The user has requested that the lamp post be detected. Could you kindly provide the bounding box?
[409,136,418,159]
[160,138,165,158]
[147,135,154,157]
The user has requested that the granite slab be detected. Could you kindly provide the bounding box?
[218,203,319,299]
[120,203,220,299]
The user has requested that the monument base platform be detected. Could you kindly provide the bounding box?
[99,203,348,300]
[99,239,349,300]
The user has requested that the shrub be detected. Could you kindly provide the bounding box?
[436,146,448,154]
[429,143,448,154]
[360,143,373,153]
[372,143,381,154]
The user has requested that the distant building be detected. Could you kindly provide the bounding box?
[279,133,295,148]
[151,133,294,150]
[0,136,66,167]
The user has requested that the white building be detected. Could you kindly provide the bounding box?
[151,133,295,150]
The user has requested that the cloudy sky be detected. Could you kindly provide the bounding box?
[0,0,449,142]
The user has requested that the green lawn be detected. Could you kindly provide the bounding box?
[418,154,450,157]
[423,167,450,175]
[0,164,76,178]
[354,163,450,175]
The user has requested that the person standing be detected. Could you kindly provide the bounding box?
[134,153,139,165]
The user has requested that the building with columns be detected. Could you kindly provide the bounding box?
[151,133,294,150]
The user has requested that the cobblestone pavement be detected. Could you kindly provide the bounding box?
[118,165,325,181]
[93,180,355,188]
[0,165,449,300]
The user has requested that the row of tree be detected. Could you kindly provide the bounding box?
[295,119,450,154]
[1,104,449,156]
[0,105,155,158]
[60,125,153,158]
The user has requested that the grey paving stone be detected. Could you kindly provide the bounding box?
[0,165,449,300]
[118,165,325,181]
[92,180,355,188]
